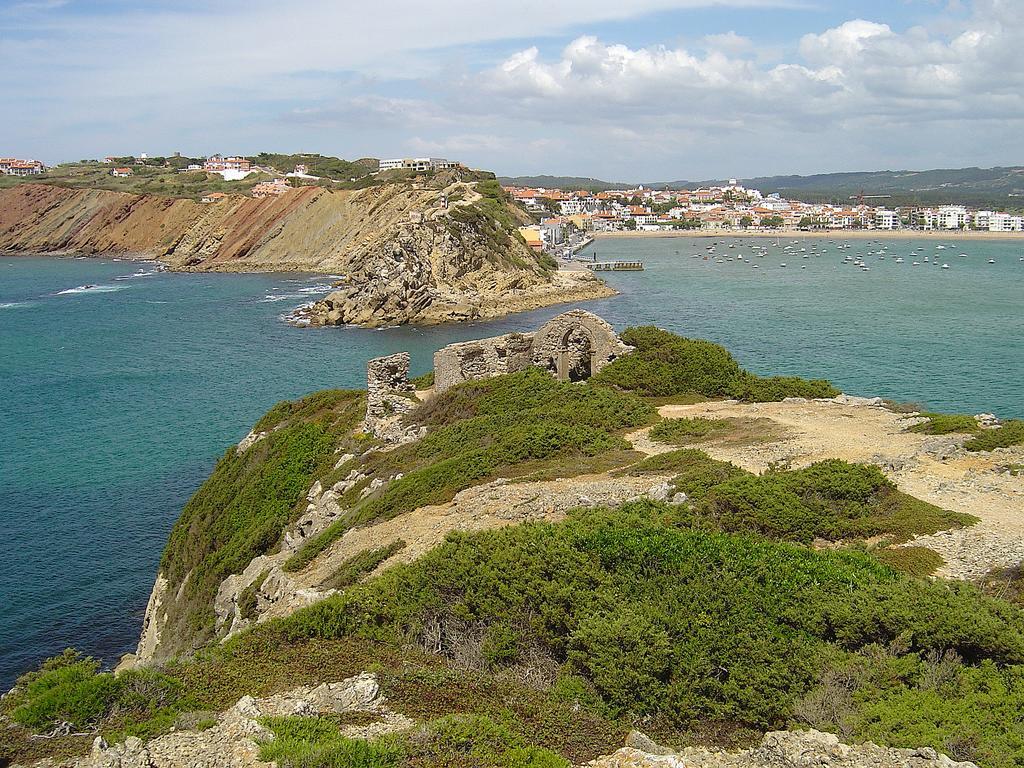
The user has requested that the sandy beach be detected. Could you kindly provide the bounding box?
[594,228,1024,241]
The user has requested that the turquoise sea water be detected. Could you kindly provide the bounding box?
[1,237,1021,688]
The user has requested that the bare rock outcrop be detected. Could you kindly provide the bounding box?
[0,180,613,328]
[585,729,977,768]
[22,673,413,768]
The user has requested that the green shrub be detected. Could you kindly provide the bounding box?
[285,370,653,572]
[411,714,569,768]
[5,651,187,734]
[158,390,365,655]
[320,541,406,591]
[591,326,838,402]
[280,502,1024,732]
[964,420,1024,452]
[694,459,974,544]
[906,412,981,435]
[409,370,434,389]
[726,372,839,402]
[591,327,742,397]
[258,715,403,768]
[874,547,945,577]
[238,570,270,622]
[619,448,749,498]
[797,648,1024,768]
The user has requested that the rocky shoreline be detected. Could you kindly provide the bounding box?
[0,179,613,328]
[291,268,616,327]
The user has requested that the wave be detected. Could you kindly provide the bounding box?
[54,284,123,296]
[258,292,312,303]
[296,284,333,295]
[0,301,32,309]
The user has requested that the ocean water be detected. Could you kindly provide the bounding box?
[1,238,1021,689]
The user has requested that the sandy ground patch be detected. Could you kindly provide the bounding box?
[629,399,1024,579]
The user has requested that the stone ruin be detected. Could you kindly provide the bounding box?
[364,351,420,442]
[434,309,632,392]
[363,310,632,440]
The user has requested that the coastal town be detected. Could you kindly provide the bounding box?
[4,152,1024,241]
[505,178,1024,256]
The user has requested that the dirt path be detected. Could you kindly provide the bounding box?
[629,399,1024,579]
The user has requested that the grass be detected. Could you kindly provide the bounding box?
[964,420,1024,452]
[319,541,407,591]
[283,369,654,573]
[155,390,366,656]
[907,412,982,435]
[590,326,839,402]
[648,416,785,447]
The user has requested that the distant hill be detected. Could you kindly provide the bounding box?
[504,167,1024,207]
[497,174,628,192]
[652,167,1024,207]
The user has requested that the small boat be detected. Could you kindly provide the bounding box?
[912,261,920,266]
[959,253,968,258]
[988,259,996,264]
[895,257,904,263]
[780,263,787,267]
[941,263,950,269]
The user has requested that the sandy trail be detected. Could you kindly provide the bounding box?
[630,399,1024,579]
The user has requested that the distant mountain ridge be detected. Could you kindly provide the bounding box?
[501,166,1024,206]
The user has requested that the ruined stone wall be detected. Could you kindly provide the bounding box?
[397,309,634,396]
[533,309,633,381]
[364,352,417,440]
[433,332,536,393]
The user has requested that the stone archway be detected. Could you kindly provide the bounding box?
[557,325,596,382]
[534,309,633,382]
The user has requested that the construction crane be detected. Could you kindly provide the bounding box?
[850,189,893,205]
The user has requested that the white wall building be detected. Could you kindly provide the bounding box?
[874,209,900,230]
[935,205,968,230]
[379,157,459,172]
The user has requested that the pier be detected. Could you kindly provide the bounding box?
[586,260,645,271]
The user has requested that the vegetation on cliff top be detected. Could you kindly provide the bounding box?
[6,503,1023,767]
[283,368,654,572]
[591,326,839,401]
[158,390,367,655]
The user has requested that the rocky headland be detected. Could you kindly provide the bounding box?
[4,317,1022,768]
[0,174,612,326]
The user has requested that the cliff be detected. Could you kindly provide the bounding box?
[5,326,1024,768]
[0,176,613,326]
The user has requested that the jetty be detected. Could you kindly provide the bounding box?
[586,260,645,271]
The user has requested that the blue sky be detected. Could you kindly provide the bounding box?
[1,0,1019,180]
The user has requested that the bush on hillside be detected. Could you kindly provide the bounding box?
[281,502,1024,732]
[590,326,839,401]
[158,390,366,653]
[906,412,981,435]
[964,420,1024,452]
[5,650,187,734]
[284,369,653,572]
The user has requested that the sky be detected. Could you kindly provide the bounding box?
[1,0,1021,180]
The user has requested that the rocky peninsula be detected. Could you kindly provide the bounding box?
[4,315,1023,768]
[0,173,612,327]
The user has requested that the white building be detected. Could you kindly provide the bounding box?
[874,209,900,230]
[935,205,968,230]
[989,212,1024,232]
[379,157,459,172]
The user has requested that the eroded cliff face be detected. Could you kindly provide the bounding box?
[0,180,613,325]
